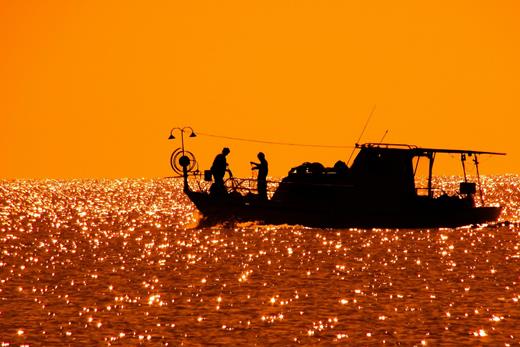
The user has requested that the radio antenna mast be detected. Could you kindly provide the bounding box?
[347,104,376,166]
[379,129,388,143]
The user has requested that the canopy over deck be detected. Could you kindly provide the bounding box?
[357,143,506,156]
[353,143,506,203]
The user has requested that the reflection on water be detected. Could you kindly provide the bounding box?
[0,176,519,345]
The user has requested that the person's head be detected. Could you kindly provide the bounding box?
[257,152,265,160]
[222,147,230,156]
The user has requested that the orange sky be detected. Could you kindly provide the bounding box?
[1,1,518,178]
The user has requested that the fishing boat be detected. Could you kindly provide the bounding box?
[169,132,505,228]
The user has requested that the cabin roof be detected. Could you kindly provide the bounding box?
[357,143,506,156]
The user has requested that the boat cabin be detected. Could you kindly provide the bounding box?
[271,143,505,208]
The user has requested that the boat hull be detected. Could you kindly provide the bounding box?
[186,191,502,228]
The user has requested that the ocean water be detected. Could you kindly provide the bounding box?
[0,175,519,346]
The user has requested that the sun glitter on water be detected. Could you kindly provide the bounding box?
[0,176,519,345]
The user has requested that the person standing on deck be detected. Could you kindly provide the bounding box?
[210,147,232,195]
[250,152,268,200]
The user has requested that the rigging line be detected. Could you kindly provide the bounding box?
[196,132,354,149]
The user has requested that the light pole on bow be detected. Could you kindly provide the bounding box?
[168,127,197,191]
[168,126,197,154]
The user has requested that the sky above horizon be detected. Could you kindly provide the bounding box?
[1,1,518,178]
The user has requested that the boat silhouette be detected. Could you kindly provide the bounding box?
[174,141,505,228]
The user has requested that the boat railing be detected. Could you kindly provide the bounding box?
[225,177,280,194]
[179,173,473,201]
[184,175,281,197]
[415,185,477,202]
[184,173,361,193]
[358,143,418,150]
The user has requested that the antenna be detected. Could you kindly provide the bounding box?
[347,105,376,166]
[379,129,388,143]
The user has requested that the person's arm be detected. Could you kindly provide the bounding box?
[225,163,233,177]
[250,162,259,170]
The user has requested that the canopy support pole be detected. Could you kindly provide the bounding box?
[473,154,485,206]
[428,152,435,199]
[461,153,468,182]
